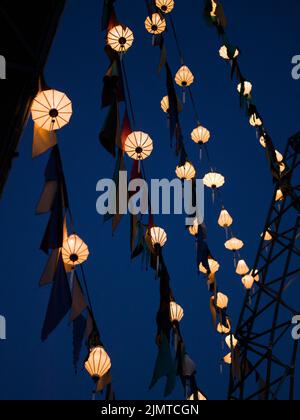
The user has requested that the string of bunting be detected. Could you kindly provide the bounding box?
[31,79,115,400]
[100,0,207,400]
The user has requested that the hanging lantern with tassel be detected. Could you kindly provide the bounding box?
[155,0,175,13]
[107,25,134,54]
[219,45,239,60]
[242,274,255,290]
[203,172,225,203]
[150,227,167,274]
[236,259,249,276]
[175,161,196,181]
[145,13,166,45]
[170,301,184,323]
[62,234,90,267]
[216,293,229,310]
[124,131,153,172]
[175,65,194,103]
[191,125,211,160]
[85,346,111,383]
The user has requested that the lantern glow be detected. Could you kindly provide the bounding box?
[225,334,238,350]
[62,234,89,266]
[150,227,167,248]
[31,89,72,131]
[237,81,252,96]
[145,13,166,35]
[124,131,153,161]
[199,258,220,274]
[175,66,194,87]
[242,274,255,290]
[107,25,134,53]
[219,45,239,60]
[216,293,229,310]
[225,237,244,252]
[175,161,196,180]
[249,113,263,127]
[155,0,175,13]
[203,172,225,189]
[191,125,211,145]
[160,95,182,114]
[236,260,249,276]
[170,301,184,323]
[188,391,207,401]
[218,209,233,228]
[85,346,111,381]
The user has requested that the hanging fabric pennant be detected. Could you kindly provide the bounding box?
[36,181,58,215]
[158,39,167,74]
[101,0,117,31]
[99,100,120,158]
[120,109,132,151]
[39,248,61,287]
[196,226,211,273]
[112,151,127,233]
[72,314,87,373]
[102,60,125,109]
[41,254,72,341]
[209,296,217,329]
[165,63,179,143]
[97,372,112,393]
[40,191,64,254]
[70,272,88,322]
[32,124,57,159]
[150,332,177,397]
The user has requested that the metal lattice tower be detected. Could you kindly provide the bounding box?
[229,132,300,400]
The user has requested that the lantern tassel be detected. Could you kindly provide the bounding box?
[183,89,186,104]
[138,160,141,174]
[152,35,155,46]
[156,255,160,276]
[92,390,96,401]
[199,145,202,161]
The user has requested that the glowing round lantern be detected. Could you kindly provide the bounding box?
[160,95,182,114]
[107,25,134,53]
[203,172,225,190]
[124,131,153,161]
[170,301,184,323]
[249,112,263,127]
[150,227,167,248]
[155,0,175,13]
[218,209,233,228]
[216,293,229,310]
[237,81,252,96]
[199,258,220,274]
[191,125,211,145]
[219,45,239,60]
[225,237,244,252]
[217,321,231,335]
[224,353,232,365]
[242,274,255,290]
[175,66,194,87]
[62,234,89,266]
[175,161,196,180]
[31,89,72,131]
[145,13,166,35]
[188,391,207,401]
[236,260,249,276]
[85,346,111,381]
[225,334,238,350]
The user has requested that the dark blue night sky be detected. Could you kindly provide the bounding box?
[1,0,300,400]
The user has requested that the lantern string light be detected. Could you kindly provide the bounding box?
[203,0,285,182]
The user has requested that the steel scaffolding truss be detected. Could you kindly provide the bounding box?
[229,132,300,400]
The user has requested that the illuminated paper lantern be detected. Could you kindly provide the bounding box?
[107,25,134,53]
[260,136,267,148]
[217,321,231,335]
[188,219,199,236]
[150,227,167,248]
[85,346,111,381]
[175,66,194,87]
[225,237,244,252]
[124,131,153,161]
[242,274,255,290]
[191,125,211,145]
[155,0,175,13]
[275,189,284,202]
[216,293,229,310]
[145,13,166,35]
[225,334,238,350]
[219,45,239,60]
[224,353,232,365]
[160,95,182,114]
[62,234,89,266]
[237,81,252,96]
[31,89,72,131]
[170,301,184,322]
[218,209,233,228]
[199,258,220,274]
[236,260,249,276]
[250,269,260,283]
[261,230,272,241]
[249,113,263,127]
[175,161,196,180]
[203,172,225,190]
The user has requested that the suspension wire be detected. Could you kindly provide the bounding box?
[168,14,185,65]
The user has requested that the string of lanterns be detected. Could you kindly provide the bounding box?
[31,82,114,400]
[101,0,204,400]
